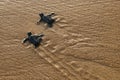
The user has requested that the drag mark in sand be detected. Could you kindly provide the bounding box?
[67,61,104,80]
[33,46,103,80]
[34,46,81,80]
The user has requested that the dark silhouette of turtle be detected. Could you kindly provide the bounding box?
[37,13,55,27]
[22,32,44,48]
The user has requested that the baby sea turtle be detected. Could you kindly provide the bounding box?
[37,13,55,27]
[22,32,44,48]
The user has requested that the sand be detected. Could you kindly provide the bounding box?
[0,0,120,80]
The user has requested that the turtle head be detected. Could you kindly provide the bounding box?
[39,13,44,17]
[27,32,32,36]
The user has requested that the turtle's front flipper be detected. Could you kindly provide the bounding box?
[22,38,29,43]
[47,13,55,17]
[38,34,44,37]
[37,19,42,25]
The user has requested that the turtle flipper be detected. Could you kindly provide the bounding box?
[22,38,29,43]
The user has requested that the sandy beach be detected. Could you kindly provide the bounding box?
[0,0,120,80]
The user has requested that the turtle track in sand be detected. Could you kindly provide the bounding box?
[34,47,80,80]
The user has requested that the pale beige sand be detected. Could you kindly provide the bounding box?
[0,0,120,80]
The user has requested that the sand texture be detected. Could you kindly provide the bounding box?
[0,0,120,80]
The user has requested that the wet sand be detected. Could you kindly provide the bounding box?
[0,0,120,80]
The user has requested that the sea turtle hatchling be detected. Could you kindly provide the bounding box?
[22,32,44,48]
[37,13,55,27]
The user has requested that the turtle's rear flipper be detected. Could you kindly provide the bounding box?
[34,43,39,48]
[48,23,53,27]
[48,19,55,27]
